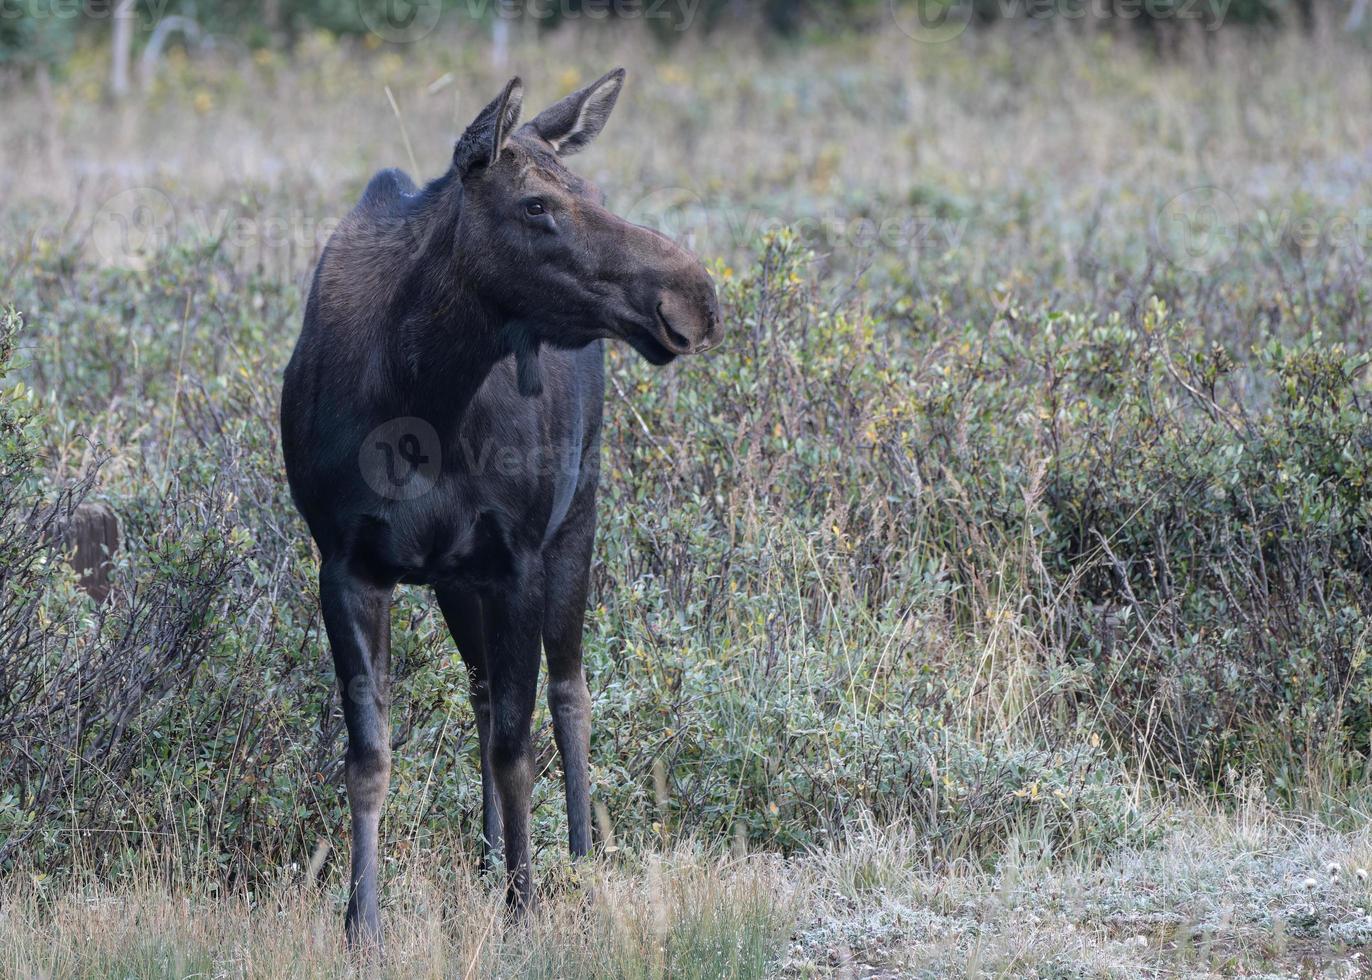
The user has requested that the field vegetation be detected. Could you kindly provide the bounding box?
[3,13,1372,976]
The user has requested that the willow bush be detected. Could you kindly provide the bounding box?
[3,220,1369,881]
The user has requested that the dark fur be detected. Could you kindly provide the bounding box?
[280,69,721,946]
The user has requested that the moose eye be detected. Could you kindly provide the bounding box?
[523,200,547,217]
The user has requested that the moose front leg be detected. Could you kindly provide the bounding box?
[320,562,394,949]
[482,578,545,910]
[542,506,596,858]
[434,585,503,871]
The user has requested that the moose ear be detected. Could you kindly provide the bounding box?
[523,67,625,156]
[453,76,524,176]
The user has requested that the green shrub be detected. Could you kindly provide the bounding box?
[0,236,1156,880]
[903,297,1372,793]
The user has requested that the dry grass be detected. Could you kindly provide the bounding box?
[789,797,1372,977]
[7,801,1372,978]
[0,844,792,979]
[6,24,1372,292]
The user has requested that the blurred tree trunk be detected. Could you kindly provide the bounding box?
[1292,0,1316,33]
[110,0,134,99]
[36,64,62,173]
[1347,0,1369,32]
[62,501,120,603]
[492,17,509,71]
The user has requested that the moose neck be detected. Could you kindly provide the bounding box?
[381,171,525,432]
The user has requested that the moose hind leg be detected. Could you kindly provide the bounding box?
[320,562,394,949]
[435,584,503,870]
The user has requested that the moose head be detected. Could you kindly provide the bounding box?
[449,69,723,393]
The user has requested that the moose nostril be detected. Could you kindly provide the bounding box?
[656,303,692,352]
[706,307,723,341]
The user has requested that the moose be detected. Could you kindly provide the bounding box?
[280,69,722,945]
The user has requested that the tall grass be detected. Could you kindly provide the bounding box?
[0,844,792,979]
[10,802,1372,976]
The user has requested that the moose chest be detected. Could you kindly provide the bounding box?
[335,350,599,591]
[348,496,520,590]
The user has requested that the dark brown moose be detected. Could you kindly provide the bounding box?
[280,69,722,946]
